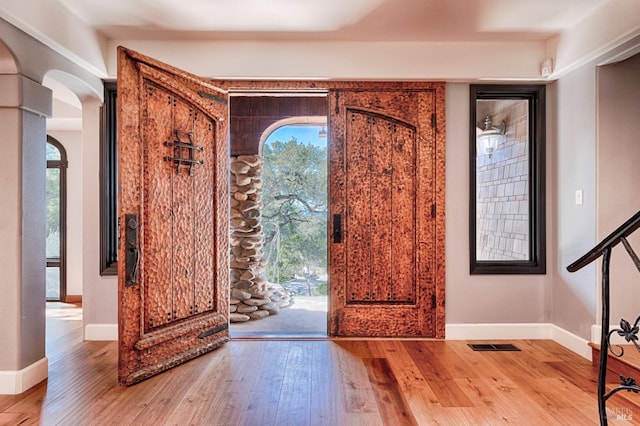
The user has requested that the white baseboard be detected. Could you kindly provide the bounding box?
[446,323,591,360]
[85,324,118,341]
[0,357,48,394]
[446,323,549,340]
[548,324,592,360]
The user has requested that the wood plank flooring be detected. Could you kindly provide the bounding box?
[1,305,639,425]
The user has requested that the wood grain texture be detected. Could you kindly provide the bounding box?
[213,80,445,339]
[117,47,229,386]
[6,308,640,425]
[329,86,445,338]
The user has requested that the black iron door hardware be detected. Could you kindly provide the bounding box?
[125,213,139,287]
[333,213,342,243]
[164,129,204,175]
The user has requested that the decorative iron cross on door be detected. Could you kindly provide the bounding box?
[164,129,204,175]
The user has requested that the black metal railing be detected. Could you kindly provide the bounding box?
[567,210,640,425]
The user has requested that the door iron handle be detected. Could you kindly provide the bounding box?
[333,213,342,243]
[125,214,139,286]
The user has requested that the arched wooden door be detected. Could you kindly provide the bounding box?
[328,87,445,337]
[117,47,230,385]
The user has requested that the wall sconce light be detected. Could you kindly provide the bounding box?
[477,116,505,158]
[318,125,327,138]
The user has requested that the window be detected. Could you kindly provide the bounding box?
[469,85,546,274]
[46,136,68,300]
[100,82,118,275]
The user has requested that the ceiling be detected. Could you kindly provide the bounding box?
[56,0,608,43]
[1,0,637,109]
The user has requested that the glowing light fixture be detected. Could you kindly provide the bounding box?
[477,116,505,158]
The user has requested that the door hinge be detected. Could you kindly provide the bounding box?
[431,203,436,218]
[431,113,437,131]
[431,294,436,309]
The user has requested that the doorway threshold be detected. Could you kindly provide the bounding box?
[229,295,327,339]
[230,332,328,340]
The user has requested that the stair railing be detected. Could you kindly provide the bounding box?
[567,210,640,425]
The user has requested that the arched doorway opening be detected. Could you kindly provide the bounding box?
[43,72,86,305]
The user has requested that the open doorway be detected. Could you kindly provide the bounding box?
[230,123,328,337]
[228,94,329,337]
[44,76,84,361]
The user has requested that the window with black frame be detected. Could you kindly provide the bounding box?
[47,136,67,300]
[469,85,546,274]
[100,82,118,275]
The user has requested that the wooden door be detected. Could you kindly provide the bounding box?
[328,86,445,337]
[117,47,229,385]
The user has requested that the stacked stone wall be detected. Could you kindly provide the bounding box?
[229,155,290,322]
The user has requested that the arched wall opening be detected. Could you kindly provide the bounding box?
[43,72,86,304]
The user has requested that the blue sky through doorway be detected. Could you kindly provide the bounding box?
[266,125,327,147]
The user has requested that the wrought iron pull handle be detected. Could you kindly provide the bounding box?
[125,214,139,286]
[333,213,342,243]
[127,247,139,286]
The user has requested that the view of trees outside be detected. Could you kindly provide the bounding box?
[46,167,61,258]
[46,141,61,300]
[262,127,328,296]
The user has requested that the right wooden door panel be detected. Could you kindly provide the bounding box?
[328,87,445,337]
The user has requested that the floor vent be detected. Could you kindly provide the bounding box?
[468,343,521,352]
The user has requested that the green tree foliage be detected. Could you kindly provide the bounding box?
[262,136,327,285]
[46,168,61,257]
[46,142,62,258]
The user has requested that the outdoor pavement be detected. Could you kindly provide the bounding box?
[230,295,328,338]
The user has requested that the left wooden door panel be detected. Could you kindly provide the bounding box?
[117,47,229,385]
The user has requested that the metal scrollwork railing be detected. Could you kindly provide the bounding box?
[609,317,640,356]
[604,318,640,401]
[568,209,640,426]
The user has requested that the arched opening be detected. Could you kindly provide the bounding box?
[229,120,329,337]
[43,72,86,306]
[46,136,68,301]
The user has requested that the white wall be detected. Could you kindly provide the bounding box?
[551,62,598,339]
[445,83,550,325]
[597,53,640,327]
[80,98,118,338]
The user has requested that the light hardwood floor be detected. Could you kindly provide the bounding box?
[1,304,639,425]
